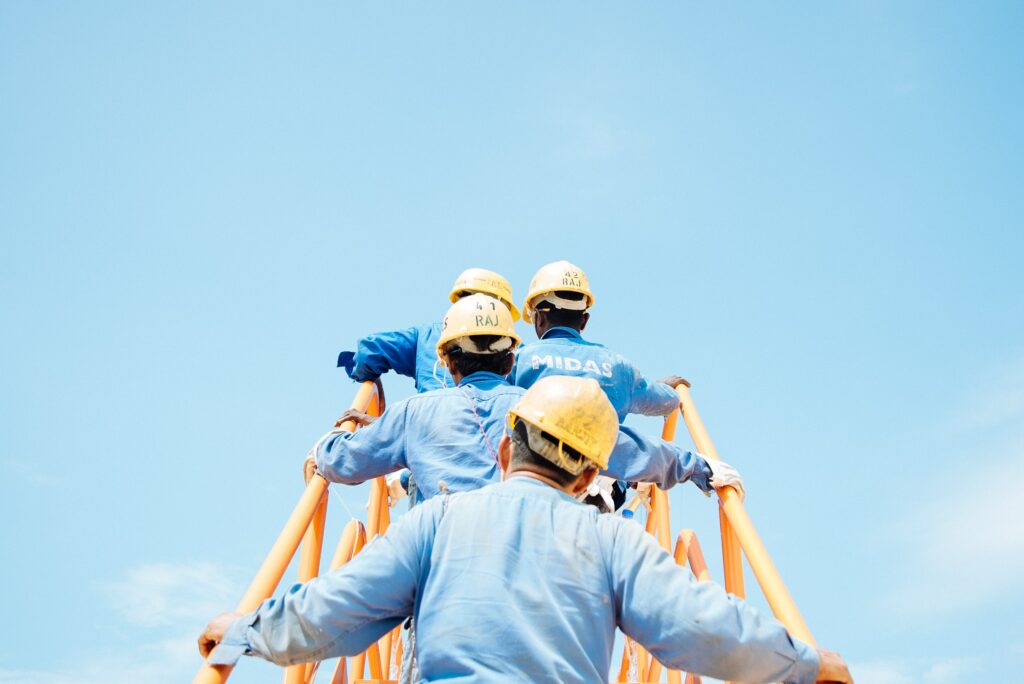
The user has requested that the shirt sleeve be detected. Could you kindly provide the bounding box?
[315,401,410,484]
[602,426,713,492]
[605,520,820,684]
[623,360,680,417]
[338,327,421,382]
[208,500,443,667]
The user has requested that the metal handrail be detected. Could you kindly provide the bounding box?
[618,381,816,683]
[193,381,381,684]
[675,384,815,647]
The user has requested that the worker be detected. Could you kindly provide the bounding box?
[199,376,852,684]
[309,294,742,504]
[337,267,520,393]
[513,260,695,510]
[336,267,519,504]
[513,260,684,423]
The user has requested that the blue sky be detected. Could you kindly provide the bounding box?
[2,2,1022,683]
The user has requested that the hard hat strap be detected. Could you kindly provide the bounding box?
[534,292,589,312]
[448,335,515,355]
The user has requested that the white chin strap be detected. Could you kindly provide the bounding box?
[451,336,514,354]
[534,293,588,311]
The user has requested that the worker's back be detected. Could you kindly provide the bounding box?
[417,477,615,681]
[316,371,524,502]
[414,477,816,683]
[513,327,678,422]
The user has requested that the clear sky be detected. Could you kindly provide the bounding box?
[2,2,1022,683]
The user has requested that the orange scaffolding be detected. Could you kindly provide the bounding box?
[195,380,816,684]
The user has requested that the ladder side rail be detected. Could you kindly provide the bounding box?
[675,384,816,646]
[194,382,380,684]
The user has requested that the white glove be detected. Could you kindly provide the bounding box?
[386,470,409,507]
[578,475,617,513]
[706,457,745,501]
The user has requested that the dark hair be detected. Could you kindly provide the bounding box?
[535,290,587,329]
[445,335,514,377]
[508,419,581,487]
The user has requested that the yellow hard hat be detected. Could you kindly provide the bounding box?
[507,375,619,473]
[522,260,594,323]
[436,293,522,361]
[450,268,521,322]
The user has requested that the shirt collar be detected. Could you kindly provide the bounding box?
[457,371,512,388]
[541,326,584,341]
[500,475,580,503]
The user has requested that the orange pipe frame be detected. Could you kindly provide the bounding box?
[193,382,381,684]
[288,388,382,684]
[668,386,744,597]
[322,521,367,683]
[674,384,816,647]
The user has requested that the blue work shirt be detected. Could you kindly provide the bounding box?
[513,327,679,422]
[210,477,819,684]
[338,322,453,393]
[315,372,713,503]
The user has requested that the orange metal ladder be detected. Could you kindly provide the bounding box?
[194,380,817,684]
[614,383,817,683]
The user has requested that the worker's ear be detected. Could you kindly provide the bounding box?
[500,351,515,377]
[579,311,590,331]
[498,434,513,479]
[533,309,547,337]
[570,467,598,496]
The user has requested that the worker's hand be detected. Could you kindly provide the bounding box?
[815,648,853,683]
[706,458,745,501]
[386,470,409,507]
[198,611,243,659]
[658,375,690,389]
[335,409,377,429]
[303,454,318,484]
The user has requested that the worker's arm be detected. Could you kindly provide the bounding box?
[603,426,714,492]
[202,500,441,667]
[337,326,421,382]
[607,520,821,684]
[624,360,682,417]
[314,400,410,483]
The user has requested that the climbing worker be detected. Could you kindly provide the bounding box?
[514,259,684,422]
[199,375,853,684]
[307,294,741,504]
[336,267,520,503]
[337,267,521,393]
[514,260,698,510]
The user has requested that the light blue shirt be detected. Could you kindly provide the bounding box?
[210,478,819,684]
[315,372,713,503]
[513,327,679,422]
[337,321,453,393]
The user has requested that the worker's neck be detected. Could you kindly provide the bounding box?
[505,468,577,495]
[538,323,583,338]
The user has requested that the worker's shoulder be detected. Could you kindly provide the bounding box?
[593,512,652,551]
[413,321,442,337]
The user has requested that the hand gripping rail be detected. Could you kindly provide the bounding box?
[616,383,816,683]
[193,381,383,684]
